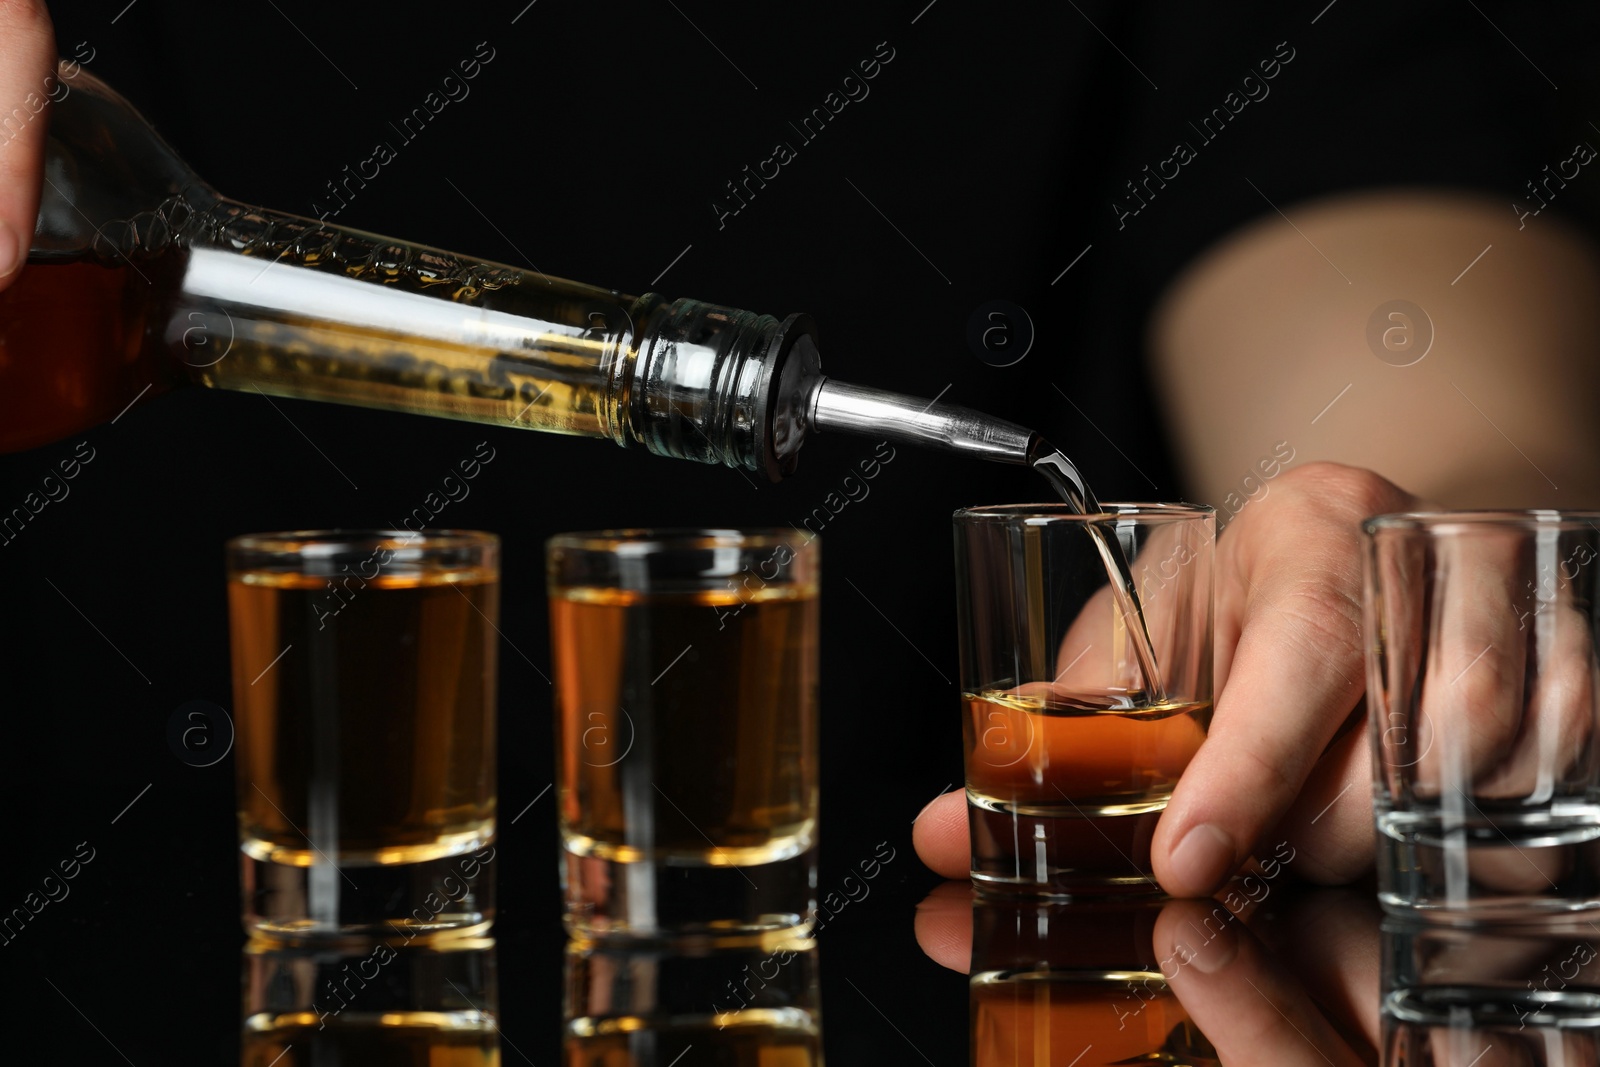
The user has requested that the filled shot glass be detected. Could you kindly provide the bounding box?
[548,529,819,942]
[954,504,1214,895]
[228,530,499,940]
[1364,511,1600,919]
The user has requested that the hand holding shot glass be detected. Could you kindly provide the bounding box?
[954,504,1214,895]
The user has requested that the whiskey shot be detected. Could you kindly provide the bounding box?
[228,530,499,940]
[548,530,819,942]
[954,504,1213,895]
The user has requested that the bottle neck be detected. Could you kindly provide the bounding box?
[629,302,820,479]
[141,195,821,477]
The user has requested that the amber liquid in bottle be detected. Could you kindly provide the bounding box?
[0,258,174,452]
[0,211,637,456]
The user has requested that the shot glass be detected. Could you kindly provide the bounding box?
[1364,511,1600,920]
[953,504,1214,895]
[228,530,499,940]
[548,529,819,942]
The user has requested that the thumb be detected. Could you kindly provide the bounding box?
[0,0,59,290]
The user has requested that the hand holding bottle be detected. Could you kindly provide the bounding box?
[0,0,56,290]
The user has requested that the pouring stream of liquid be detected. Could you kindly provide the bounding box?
[1027,438,1165,701]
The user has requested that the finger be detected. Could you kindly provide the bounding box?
[1453,605,1600,893]
[911,881,972,973]
[912,790,968,880]
[1153,462,1417,897]
[0,0,56,288]
[1273,724,1372,885]
[1154,898,1367,1067]
[1404,528,1529,796]
[1470,596,1596,799]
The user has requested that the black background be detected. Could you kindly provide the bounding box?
[2,1,1597,1061]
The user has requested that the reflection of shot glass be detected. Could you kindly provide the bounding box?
[548,530,819,941]
[1382,918,1600,1062]
[242,936,498,1063]
[1364,511,1600,920]
[970,895,1219,1066]
[564,936,821,1061]
[954,504,1214,895]
[228,530,499,940]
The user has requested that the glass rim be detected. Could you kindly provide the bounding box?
[953,502,1215,524]
[226,528,499,556]
[546,527,814,554]
[1364,509,1600,535]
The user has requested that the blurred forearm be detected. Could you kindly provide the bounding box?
[1149,189,1600,511]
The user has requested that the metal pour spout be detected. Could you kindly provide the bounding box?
[806,378,1035,466]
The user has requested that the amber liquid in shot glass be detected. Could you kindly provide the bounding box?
[549,530,819,942]
[963,688,1211,889]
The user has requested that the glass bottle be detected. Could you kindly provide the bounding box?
[0,62,1038,480]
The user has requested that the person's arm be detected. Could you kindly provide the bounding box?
[1149,189,1600,509]
[0,0,58,290]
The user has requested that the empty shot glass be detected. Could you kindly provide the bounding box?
[1364,511,1600,920]
[954,504,1214,895]
[548,529,819,941]
[228,530,499,940]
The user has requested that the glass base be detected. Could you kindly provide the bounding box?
[969,800,1163,897]
[562,839,816,945]
[1378,810,1600,921]
[243,840,496,942]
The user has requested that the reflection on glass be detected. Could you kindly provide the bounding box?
[242,936,499,1066]
[969,895,1217,1066]
[1384,919,1600,1065]
[563,935,821,1065]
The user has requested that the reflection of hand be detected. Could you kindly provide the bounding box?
[913,881,1383,1066]
[0,0,57,288]
[1152,896,1374,1067]
[917,463,1423,894]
